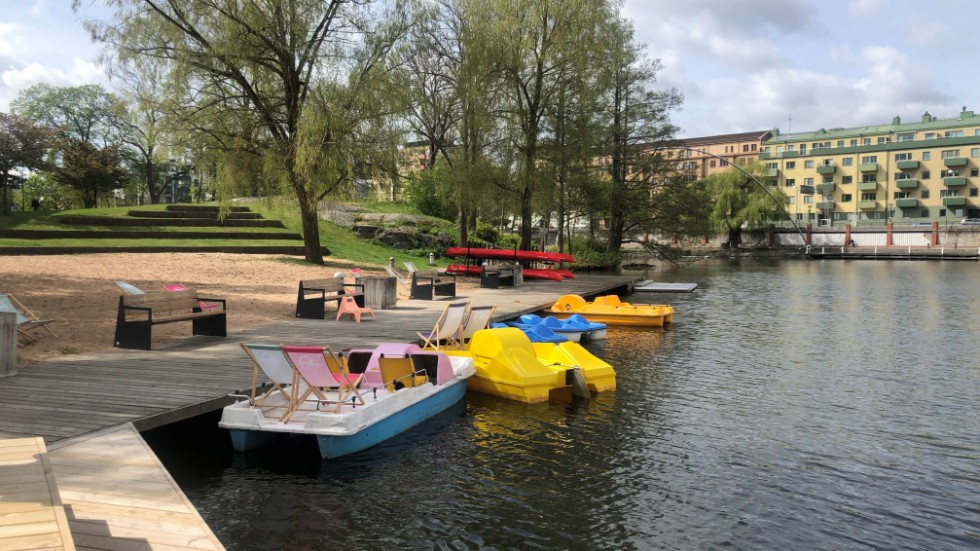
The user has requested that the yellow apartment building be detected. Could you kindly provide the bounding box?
[760,108,980,226]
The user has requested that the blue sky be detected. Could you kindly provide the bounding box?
[1,0,977,138]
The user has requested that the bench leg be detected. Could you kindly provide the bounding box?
[193,313,227,337]
[295,297,326,319]
[115,320,152,350]
[411,284,434,300]
[435,283,456,298]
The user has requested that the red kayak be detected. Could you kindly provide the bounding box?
[445,246,575,264]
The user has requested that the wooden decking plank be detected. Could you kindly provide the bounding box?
[0,437,76,551]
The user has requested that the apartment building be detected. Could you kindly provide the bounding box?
[760,109,980,225]
[675,131,772,178]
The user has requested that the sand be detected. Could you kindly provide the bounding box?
[1,253,474,367]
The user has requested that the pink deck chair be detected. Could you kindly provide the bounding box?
[336,295,375,323]
[281,345,365,420]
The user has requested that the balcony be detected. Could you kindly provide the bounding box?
[816,201,835,209]
[858,200,879,210]
[816,165,836,174]
[764,168,779,178]
[895,178,919,189]
[944,176,968,187]
[895,198,919,208]
[859,162,879,172]
[858,181,878,191]
[759,152,772,160]
[896,160,919,170]
[799,185,815,195]
[816,183,836,194]
[943,197,967,207]
[943,157,968,168]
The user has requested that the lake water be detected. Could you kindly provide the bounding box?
[145,259,980,550]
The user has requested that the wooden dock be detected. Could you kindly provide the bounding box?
[634,281,699,293]
[0,275,632,550]
[0,437,75,551]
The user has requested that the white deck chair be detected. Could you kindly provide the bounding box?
[404,261,419,275]
[385,265,410,287]
[0,294,56,345]
[460,305,497,345]
[417,301,469,350]
[239,343,298,419]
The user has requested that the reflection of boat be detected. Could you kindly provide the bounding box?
[509,313,607,342]
[219,345,475,459]
[447,327,615,403]
[545,294,675,327]
[445,246,575,264]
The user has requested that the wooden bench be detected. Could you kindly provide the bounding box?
[114,289,227,350]
[295,278,365,319]
[480,264,516,289]
[410,270,456,300]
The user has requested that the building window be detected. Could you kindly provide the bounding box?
[842,158,853,166]
[896,172,914,180]
[940,190,959,198]
[804,177,814,185]
[972,168,979,177]
[895,191,912,199]
[895,153,912,161]
[860,193,877,201]
[837,140,844,147]
[742,144,749,152]
[925,132,935,140]
[861,155,877,163]
[941,149,960,159]
[862,174,877,183]
[823,177,834,184]
[751,144,757,151]
[862,138,871,145]
[804,160,814,168]
[945,130,964,138]
[803,195,814,204]
[786,161,796,169]
[923,170,930,179]
[841,194,852,202]
[842,176,853,184]
[767,179,778,187]
[766,162,778,169]
[787,145,795,151]
[877,137,889,144]
[710,160,717,168]
[972,188,979,197]
[721,160,729,166]
[897,132,915,141]
[850,139,857,146]
[923,152,931,160]
[785,179,795,187]
[922,190,929,199]
[972,148,980,157]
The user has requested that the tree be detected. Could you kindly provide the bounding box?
[706,161,787,248]
[81,0,409,264]
[10,83,123,146]
[598,17,683,253]
[0,112,55,215]
[50,139,128,208]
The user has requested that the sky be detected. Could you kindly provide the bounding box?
[1,0,977,138]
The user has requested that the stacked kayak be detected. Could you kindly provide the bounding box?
[545,294,675,327]
[446,327,615,403]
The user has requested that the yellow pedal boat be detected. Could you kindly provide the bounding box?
[545,294,675,327]
[446,327,616,404]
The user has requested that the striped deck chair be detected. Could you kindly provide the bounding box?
[0,294,56,345]
[417,301,468,350]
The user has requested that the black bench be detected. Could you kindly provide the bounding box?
[410,270,456,300]
[480,264,516,289]
[114,289,227,350]
[295,278,365,319]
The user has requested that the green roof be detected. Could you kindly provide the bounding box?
[766,111,980,144]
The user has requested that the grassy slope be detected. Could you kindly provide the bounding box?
[0,200,449,268]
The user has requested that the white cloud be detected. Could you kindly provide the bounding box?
[1,58,107,110]
[848,0,889,17]
[30,0,46,17]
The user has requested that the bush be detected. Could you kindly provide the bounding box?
[474,219,499,244]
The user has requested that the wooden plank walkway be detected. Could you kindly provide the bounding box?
[0,275,633,444]
[0,437,76,551]
[47,425,225,551]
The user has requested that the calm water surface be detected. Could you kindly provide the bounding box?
[146,259,980,550]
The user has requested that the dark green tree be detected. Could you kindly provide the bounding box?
[0,112,55,215]
[50,139,128,208]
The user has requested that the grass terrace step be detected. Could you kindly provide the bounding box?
[165,204,252,213]
[57,215,285,228]
[0,229,302,240]
[128,210,264,219]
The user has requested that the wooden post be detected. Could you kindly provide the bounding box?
[357,276,397,309]
[1,311,16,378]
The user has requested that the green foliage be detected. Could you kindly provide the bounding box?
[403,165,456,220]
[706,162,787,246]
[10,83,122,145]
[21,172,80,211]
[474,219,499,244]
[50,139,128,209]
[566,236,620,269]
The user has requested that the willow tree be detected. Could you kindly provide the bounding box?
[706,161,787,248]
[79,0,408,263]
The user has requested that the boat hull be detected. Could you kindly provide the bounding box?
[545,294,675,327]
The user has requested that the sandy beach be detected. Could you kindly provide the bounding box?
[2,253,473,367]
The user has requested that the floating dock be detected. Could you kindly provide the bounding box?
[634,281,699,293]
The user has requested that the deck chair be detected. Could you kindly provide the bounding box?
[404,261,419,275]
[378,354,428,392]
[282,345,365,420]
[460,305,496,345]
[0,294,56,345]
[336,295,375,323]
[239,343,298,419]
[417,301,468,350]
[114,280,146,295]
[385,265,410,287]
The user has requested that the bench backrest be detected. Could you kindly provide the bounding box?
[122,290,212,316]
[416,270,443,281]
[299,278,346,294]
